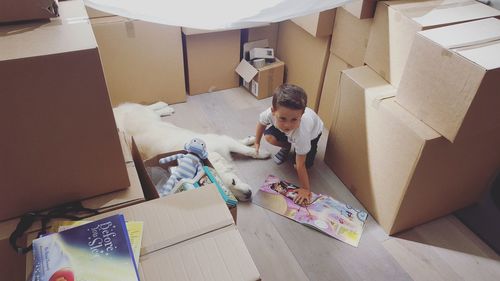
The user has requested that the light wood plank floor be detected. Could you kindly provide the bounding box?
[164,88,500,281]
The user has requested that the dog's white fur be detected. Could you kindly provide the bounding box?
[113,102,270,201]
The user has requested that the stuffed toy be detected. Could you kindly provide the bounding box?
[158,138,208,196]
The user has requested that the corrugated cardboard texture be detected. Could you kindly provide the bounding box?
[90,186,234,255]
[276,20,331,111]
[364,0,500,86]
[184,30,240,95]
[91,16,186,106]
[342,0,377,19]
[0,237,27,281]
[396,18,500,142]
[331,7,373,67]
[325,66,500,234]
[247,24,279,51]
[318,54,352,130]
[0,20,129,221]
[139,225,260,281]
[253,60,285,99]
[0,0,58,23]
[291,9,336,37]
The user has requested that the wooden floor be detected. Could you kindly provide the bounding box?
[164,88,500,281]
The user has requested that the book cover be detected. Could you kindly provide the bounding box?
[254,175,368,247]
[200,166,238,206]
[56,220,143,268]
[31,214,139,281]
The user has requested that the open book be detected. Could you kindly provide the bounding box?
[31,214,139,281]
[254,175,368,247]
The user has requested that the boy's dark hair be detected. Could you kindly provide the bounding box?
[272,84,307,110]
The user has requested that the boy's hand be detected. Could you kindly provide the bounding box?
[294,188,311,206]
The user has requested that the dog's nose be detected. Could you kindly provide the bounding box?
[244,189,252,200]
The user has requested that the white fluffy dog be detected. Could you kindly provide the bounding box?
[113,102,270,201]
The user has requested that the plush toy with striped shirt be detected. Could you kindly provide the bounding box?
[158,138,208,196]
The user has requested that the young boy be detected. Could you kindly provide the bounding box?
[255,84,324,206]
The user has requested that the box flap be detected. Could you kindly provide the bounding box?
[235,59,258,82]
[455,42,500,70]
[139,225,260,281]
[420,18,500,49]
[90,186,234,255]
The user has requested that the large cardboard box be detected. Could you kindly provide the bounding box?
[318,54,353,130]
[364,0,500,87]
[330,7,373,67]
[91,16,186,106]
[277,20,331,111]
[396,18,500,142]
[236,59,285,100]
[325,66,500,234]
[342,0,377,19]
[0,0,58,23]
[85,5,114,18]
[26,187,260,280]
[182,29,241,95]
[291,9,336,37]
[0,10,129,221]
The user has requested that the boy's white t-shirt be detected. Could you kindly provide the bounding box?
[259,107,324,155]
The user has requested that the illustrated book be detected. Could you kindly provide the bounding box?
[254,175,368,247]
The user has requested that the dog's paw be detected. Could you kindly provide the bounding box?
[240,136,255,146]
[157,106,175,117]
[150,101,169,110]
[253,148,271,159]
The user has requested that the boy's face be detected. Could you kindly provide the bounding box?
[271,106,304,133]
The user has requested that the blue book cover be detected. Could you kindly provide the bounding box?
[31,214,139,281]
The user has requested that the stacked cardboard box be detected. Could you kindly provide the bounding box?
[0,0,59,23]
[324,66,500,234]
[318,6,373,130]
[364,0,500,87]
[182,28,241,95]
[291,9,336,37]
[88,9,186,106]
[277,20,331,111]
[396,18,500,142]
[0,0,129,221]
[343,0,377,19]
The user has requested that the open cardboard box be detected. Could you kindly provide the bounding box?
[236,40,284,100]
[131,140,238,223]
[25,186,260,280]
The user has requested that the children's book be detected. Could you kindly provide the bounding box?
[199,166,238,207]
[254,175,368,247]
[55,220,143,268]
[31,214,139,281]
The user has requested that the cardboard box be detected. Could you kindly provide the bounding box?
[236,59,285,100]
[317,54,353,130]
[91,16,186,106]
[330,7,373,67]
[342,0,377,19]
[26,187,260,280]
[0,13,129,221]
[0,0,58,23]
[182,29,241,95]
[85,5,114,18]
[396,18,500,142]
[324,66,500,234]
[364,0,500,86]
[291,9,336,37]
[134,146,238,223]
[277,20,331,111]
[245,23,279,51]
